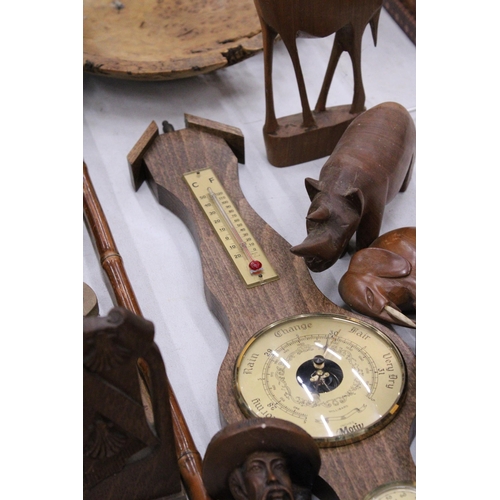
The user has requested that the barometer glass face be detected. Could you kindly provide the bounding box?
[234,313,407,446]
[363,481,416,500]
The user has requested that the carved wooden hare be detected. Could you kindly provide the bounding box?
[290,102,415,271]
[338,226,416,328]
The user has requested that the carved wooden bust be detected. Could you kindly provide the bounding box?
[202,418,338,500]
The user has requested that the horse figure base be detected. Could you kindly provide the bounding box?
[264,104,362,167]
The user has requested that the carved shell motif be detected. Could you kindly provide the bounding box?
[84,414,128,459]
[83,329,132,372]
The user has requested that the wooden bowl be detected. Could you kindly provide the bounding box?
[83,0,264,80]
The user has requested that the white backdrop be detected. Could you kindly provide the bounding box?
[83,6,416,465]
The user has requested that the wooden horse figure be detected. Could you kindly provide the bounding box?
[253,0,383,166]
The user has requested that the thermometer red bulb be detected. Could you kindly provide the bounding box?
[249,260,263,274]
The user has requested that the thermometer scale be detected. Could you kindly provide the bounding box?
[128,115,416,499]
[183,168,278,287]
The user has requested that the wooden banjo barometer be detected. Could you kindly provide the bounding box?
[127,115,416,499]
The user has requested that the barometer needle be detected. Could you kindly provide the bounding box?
[323,330,336,355]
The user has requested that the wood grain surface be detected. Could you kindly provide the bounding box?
[130,119,416,500]
[263,105,358,167]
[83,0,263,80]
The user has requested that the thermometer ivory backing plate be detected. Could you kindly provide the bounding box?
[183,168,279,287]
[234,313,407,446]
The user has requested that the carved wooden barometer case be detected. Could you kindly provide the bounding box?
[127,115,416,499]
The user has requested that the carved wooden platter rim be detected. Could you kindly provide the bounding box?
[83,0,264,80]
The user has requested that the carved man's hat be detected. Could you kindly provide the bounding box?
[202,418,321,500]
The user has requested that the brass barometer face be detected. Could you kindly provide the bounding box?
[234,313,407,446]
[362,481,416,500]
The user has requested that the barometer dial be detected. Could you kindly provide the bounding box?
[234,313,406,446]
[362,481,416,500]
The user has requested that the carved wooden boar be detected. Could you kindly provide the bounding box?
[290,101,415,272]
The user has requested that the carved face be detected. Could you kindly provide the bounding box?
[230,451,294,500]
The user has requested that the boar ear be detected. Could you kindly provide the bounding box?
[345,188,364,215]
[306,205,331,222]
[349,248,411,278]
[290,232,332,257]
[305,177,321,201]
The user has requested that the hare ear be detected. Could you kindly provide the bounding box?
[305,177,321,201]
[349,248,411,278]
